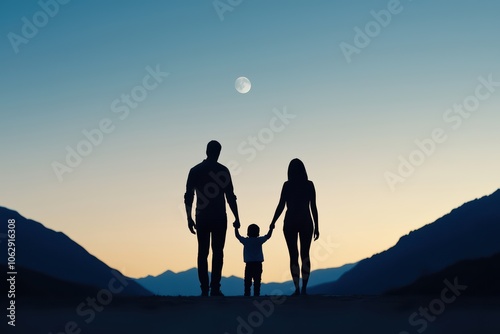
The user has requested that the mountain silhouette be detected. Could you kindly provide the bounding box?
[0,207,151,296]
[135,263,357,296]
[310,189,500,295]
[0,264,109,300]
[388,252,500,296]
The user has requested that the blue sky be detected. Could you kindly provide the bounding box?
[1,0,500,280]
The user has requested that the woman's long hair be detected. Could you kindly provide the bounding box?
[287,158,308,182]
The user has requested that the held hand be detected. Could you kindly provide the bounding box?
[313,228,320,241]
[269,223,276,230]
[233,220,241,229]
[188,218,197,235]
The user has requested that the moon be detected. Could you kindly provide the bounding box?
[235,77,251,94]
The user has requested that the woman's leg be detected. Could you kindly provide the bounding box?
[299,226,313,295]
[284,228,300,295]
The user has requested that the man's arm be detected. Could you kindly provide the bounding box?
[228,197,240,228]
[225,169,240,228]
[184,170,196,234]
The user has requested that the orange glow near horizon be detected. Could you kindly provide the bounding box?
[6,152,498,282]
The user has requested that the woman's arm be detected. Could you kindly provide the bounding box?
[310,182,319,240]
[266,225,274,239]
[270,183,287,229]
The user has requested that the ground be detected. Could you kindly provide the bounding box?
[12,295,500,334]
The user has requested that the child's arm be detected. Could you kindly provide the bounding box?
[234,226,243,242]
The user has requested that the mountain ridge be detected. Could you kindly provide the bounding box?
[388,251,500,296]
[0,207,151,296]
[310,189,500,295]
[135,263,357,296]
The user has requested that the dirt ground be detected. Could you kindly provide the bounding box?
[10,295,500,334]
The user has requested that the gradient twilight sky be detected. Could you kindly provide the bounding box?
[1,1,500,282]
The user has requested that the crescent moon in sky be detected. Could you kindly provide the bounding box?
[235,77,251,94]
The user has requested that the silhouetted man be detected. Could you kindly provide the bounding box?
[184,140,240,296]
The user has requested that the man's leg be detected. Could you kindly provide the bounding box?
[210,223,227,292]
[196,225,210,295]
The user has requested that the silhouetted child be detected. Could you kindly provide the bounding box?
[234,223,274,296]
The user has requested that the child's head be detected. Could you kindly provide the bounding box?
[247,224,260,238]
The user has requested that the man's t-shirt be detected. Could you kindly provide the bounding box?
[184,160,236,223]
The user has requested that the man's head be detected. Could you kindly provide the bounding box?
[206,140,222,161]
[247,224,260,238]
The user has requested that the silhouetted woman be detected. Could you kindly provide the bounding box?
[270,158,319,295]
